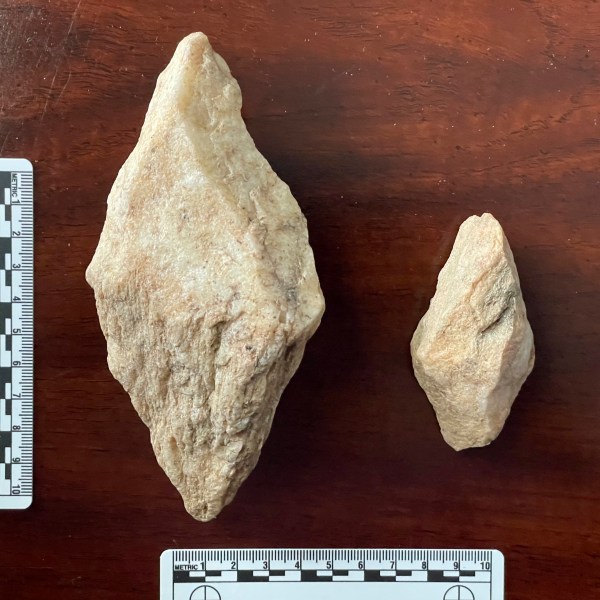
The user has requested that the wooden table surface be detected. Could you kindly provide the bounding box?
[0,0,599,597]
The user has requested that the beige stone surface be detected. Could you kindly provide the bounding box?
[86,33,325,520]
[411,213,534,451]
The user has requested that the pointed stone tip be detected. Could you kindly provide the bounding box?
[186,502,219,522]
[181,488,232,522]
[170,32,210,65]
[442,428,495,451]
[456,212,506,255]
[463,212,500,228]
[167,32,232,85]
[178,31,211,50]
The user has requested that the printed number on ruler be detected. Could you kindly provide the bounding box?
[160,549,504,600]
[0,158,33,510]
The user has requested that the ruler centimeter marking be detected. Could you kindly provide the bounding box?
[161,549,504,599]
[0,158,33,509]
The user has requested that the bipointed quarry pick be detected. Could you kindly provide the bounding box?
[411,213,534,451]
[87,33,325,520]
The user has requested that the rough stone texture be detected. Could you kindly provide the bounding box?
[86,33,325,520]
[411,213,534,451]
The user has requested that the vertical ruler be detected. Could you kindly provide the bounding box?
[0,158,33,509]
[161,549,504,600]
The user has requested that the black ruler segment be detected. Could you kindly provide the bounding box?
[239,571,269,582]
[301,571,333,582]
[365,570,396,582]
[428,570,461,582]
[0,431,10,456]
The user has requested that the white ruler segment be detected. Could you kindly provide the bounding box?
[0,158,33,509]
[161,549,504,600]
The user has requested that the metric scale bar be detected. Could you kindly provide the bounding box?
[0,158,33,509]
[161,549,504,600]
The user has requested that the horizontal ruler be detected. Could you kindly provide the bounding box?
[161,549,504,600]
[0,158,34,510]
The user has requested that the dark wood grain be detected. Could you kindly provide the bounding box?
[0,0,599,597]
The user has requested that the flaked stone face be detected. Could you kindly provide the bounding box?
[411,213,534,451]
[86,33,325,521]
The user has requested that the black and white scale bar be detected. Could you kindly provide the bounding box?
[161,549,504,600]
[0,158,34,510]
